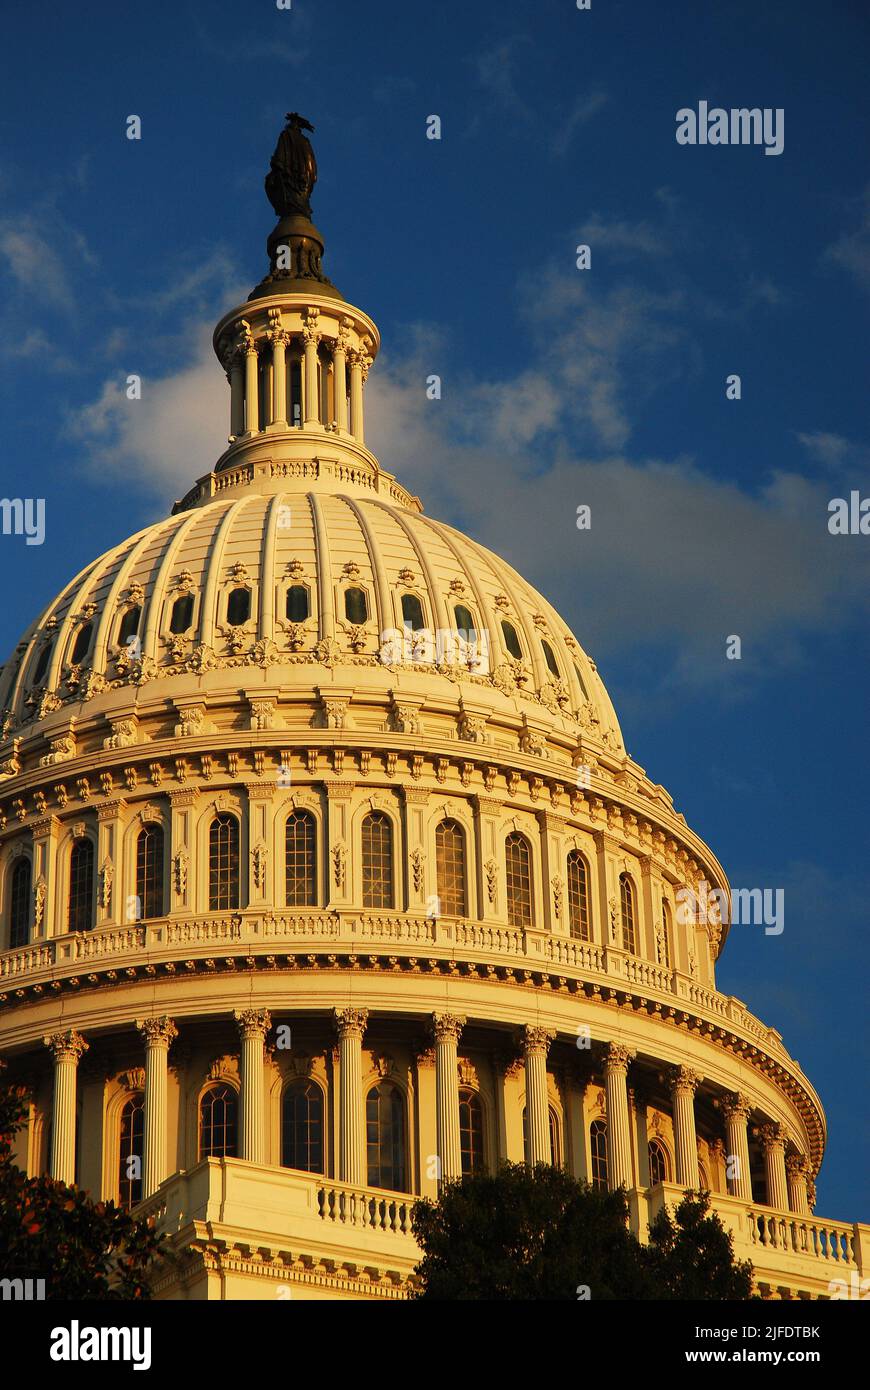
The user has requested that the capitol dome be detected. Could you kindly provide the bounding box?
[0,115,862,1304]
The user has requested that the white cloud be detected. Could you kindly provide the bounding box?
[824,187,870,292]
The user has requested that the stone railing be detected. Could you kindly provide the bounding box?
[748,1206,857,1266]
[318,1180,414,1235]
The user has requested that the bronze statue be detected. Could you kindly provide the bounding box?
[265,112,317,219]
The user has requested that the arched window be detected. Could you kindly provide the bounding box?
[286,585,309,622]
[344,587,368,624]
[501,620,522,660]
[648,1138,670,1187]
[118,1093,145,1208]
[117,606,141,648]
[590,1118,608,1190]
[135,824,164,920]
[9,856,31,949]
[566,850,590,941]
[70,622,93,666]
[281,1080,324,1173]
[362,811,393,909]
[227,587,250,626]
[170,593,194,633]
[199,1084,238,1159]
[285,810,316,907]
[541,639,560,678]
[459,1089,485,1175]
[505,832,533,928]
[435,818,467,917]
[209,813,240,911]
[366,1082,406,1191]
[698,1162,710,1192]
[400,593,425,632]
[68,837,94,933]
[620,872,637,955]
[659,898,672,968]
[31,643,51,687]
[453,604,477,641]
[574,663,589,701]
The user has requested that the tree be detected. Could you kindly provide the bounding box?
[0,1065,164,1299]
[410,1162,753,1300]
[646,1190,754,1299]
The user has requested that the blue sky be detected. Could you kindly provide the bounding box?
[0,1,867,1219]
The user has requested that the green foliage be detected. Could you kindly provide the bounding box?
[411,1162,754,1301]
[0,1063,164,1300]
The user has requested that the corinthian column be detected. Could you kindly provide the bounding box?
[603,1041,635,1190]
[333,326,349,432]
[348,349,364,440]
[234,1009,271,1164]
[303,312,320,425]
[670,1065,701,1189]
[270,326,287,428]
[433,1014,465,1183]
[760,1122,789,1212]
[229,349,245,439]
[523,1026,554,1165]
[721,1092,753,1200]
[136,1016,178,1197]
[243,336,259,435]
[334,1007,368,1185]
[786,1153,811,1215]
[44,1030,88,1184]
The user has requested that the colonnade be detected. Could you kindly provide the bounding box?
[40,1020,813,1216]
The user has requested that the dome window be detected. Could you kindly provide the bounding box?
[453,604,477,641]
[574,663,589,700]
[401,593,425,632]
[344,587,368,624]
[31,643,51,686]
[117,606,141,648]
[501,620,522,660]
[541,640,560,678]
[227,587,251,626]
[70,622,93,666]
[286,585,309,622]
[170,594,194,634]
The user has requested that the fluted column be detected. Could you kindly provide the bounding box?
[761,1122,789,1212]
[270,327,287,428]
[334,1007,368,1185]
[303,311,320,426]
[523,1026,554,1165]
[229,350,245,439]
[721,1091,753,1200]
[786,1153,811,1215]
[333,328,349,432]
[348,349,364,441]
[234,1009,271,1164]
[670,1065,701,1188]
[603,1041,635,1189]
[136,1015,178,1197]
[433,1014,465,1183]
[243,335,259,435]
[44,1030,88,1184]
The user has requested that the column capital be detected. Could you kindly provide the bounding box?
[759,1121,788,1153]
[603,1040,635,1074]
[233,1008,272,1041]
[522,1025,555,1057]
[334,1007,369,1040]
[721,1090,753,1123]
[44,1029,88,1064]
[786,1152,810,1181]
[670,1064,702,1096]
[136,1016,178,1049]
[432,1013,466,1045]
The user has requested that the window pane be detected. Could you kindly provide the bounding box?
[648,1140,668,1186]
[590,1119,608,1190]
[31,643,51,686]
[286,811,316,906]
[435,819,467,917]
[170,594,194,633]
[541,640,560,678]
[118,606,141,647]
[199,1084,237,1158]
[9,857,32,948]
[71,622,92,666]
[505,832,532,928]
[282,1081,323,1173]
[362,812,393,909]
[366,1083,406,1191]
[567,851,589,941]
[286,585,309,622]
[118,1093,145,1207]
[459,1089,484,1175]
[501,620,522,660]
[68,838,94,933]
[345,587,368,624]
[136,824,164,920]
[227,588,250,626]
[400,593,425,632]
[453,604,477,641]
[209,814,240,910]
[620,873,637,954]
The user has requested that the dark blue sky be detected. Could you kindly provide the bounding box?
[0,1,867,1219]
